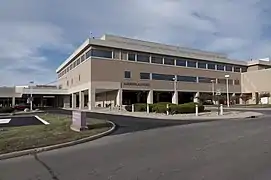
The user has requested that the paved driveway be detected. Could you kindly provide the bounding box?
[47,109,217,135]
[0,116,44,128]
[1,115,271,179]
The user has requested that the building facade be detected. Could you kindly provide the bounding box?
[55,34,271,109]
[1,34,271,108]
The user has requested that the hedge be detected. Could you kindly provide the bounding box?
[0,107,14,113]
[125,102,204,114]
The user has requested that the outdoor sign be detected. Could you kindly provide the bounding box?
[123,82,150,87]
[70,110,88,132]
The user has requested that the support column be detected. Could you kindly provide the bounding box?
[116,89,123,107]
[194,92,200,103]
[172,91,178,104]
[12,97,15,106]
[88,88,96,110]
[63,95,70,108]
[72,93,76,109]
[147,90,153,104]
[79,91,85,109]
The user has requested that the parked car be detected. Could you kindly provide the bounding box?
[14,103,31,111]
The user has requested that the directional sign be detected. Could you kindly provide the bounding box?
[216,89,221,96]
[0,119,11,124]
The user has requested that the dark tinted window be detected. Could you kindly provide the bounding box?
[207,63,216,70]
[241,67,247,72]
[234,79,240,85]
[81,55,86,62]
[152,73,175,81]
[217,64,225,71]
[128,53,136,61]
[234,66,241,72]
[164,57,175,65]
[198,62,206,69]
[140,72,150,79]
[177,75,197,82]
[198,77,215,83]
[151,56,163,64]
[187,60,197,67]
[91,49,112,59]
[226,65,233,72]
[176,59,186,66]
[124,71,131,78]
[137,54,150,62]
[86,50,91,58]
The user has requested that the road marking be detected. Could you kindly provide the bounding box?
[35,116,50,125]
[0,119,11,124]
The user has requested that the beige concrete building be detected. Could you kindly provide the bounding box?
[1,34,271,108]
[54,34,271,109]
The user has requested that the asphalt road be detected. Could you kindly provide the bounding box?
[47,109,217,135]
[1,112,271,179]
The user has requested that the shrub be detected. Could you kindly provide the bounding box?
[124,103,147,112]
[125,102,205,114]
[0,107,14,113]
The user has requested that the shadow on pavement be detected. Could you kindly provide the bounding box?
[45,108,217,135]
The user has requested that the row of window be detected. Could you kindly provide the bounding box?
[90,48,247,72]
[124,71,240,85]
[58,47,248,78]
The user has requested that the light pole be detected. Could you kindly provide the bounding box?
[173,76,177,104]
[211,79,215,104]
[29,81,34,111]
[225,74,230,107]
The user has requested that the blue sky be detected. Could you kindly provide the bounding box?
[1,0,271,86]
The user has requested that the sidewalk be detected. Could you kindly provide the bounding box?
[70,108,263,120]
[205,106,271,111]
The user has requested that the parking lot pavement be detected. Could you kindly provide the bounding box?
[0,116,45,128]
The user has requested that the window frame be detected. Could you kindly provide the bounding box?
[124,70,131,79]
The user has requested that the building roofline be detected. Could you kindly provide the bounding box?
[56,39,90,72]
[56,34,251,73]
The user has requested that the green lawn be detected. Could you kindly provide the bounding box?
[0,113,111,154]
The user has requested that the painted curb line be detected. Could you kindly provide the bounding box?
[0,121,116,161]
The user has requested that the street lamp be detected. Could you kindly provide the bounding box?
[29,81,34,111]
[172,76,177,104]
[225,74,230,107]
[211,79,215,104]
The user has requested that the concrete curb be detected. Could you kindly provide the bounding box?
[87,110,264,121]
[0,121,116,161]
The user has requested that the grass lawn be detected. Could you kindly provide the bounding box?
[0,113,111,154]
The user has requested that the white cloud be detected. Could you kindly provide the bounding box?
[0,0,271,85]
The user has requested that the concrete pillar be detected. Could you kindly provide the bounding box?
[12,97,15,106]
[79,91,85,109]
[194,92,200,103]
[116,89,123,107]
[88,88,95,110]
[172,91,178,104]
[63,96,70,108]
[72,93,76,109]
[147,90,153,104]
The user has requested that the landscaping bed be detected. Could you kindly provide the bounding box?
[125,102,205,114]
[0,113,111,154]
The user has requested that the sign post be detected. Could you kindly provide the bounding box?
[70,110,88,132]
